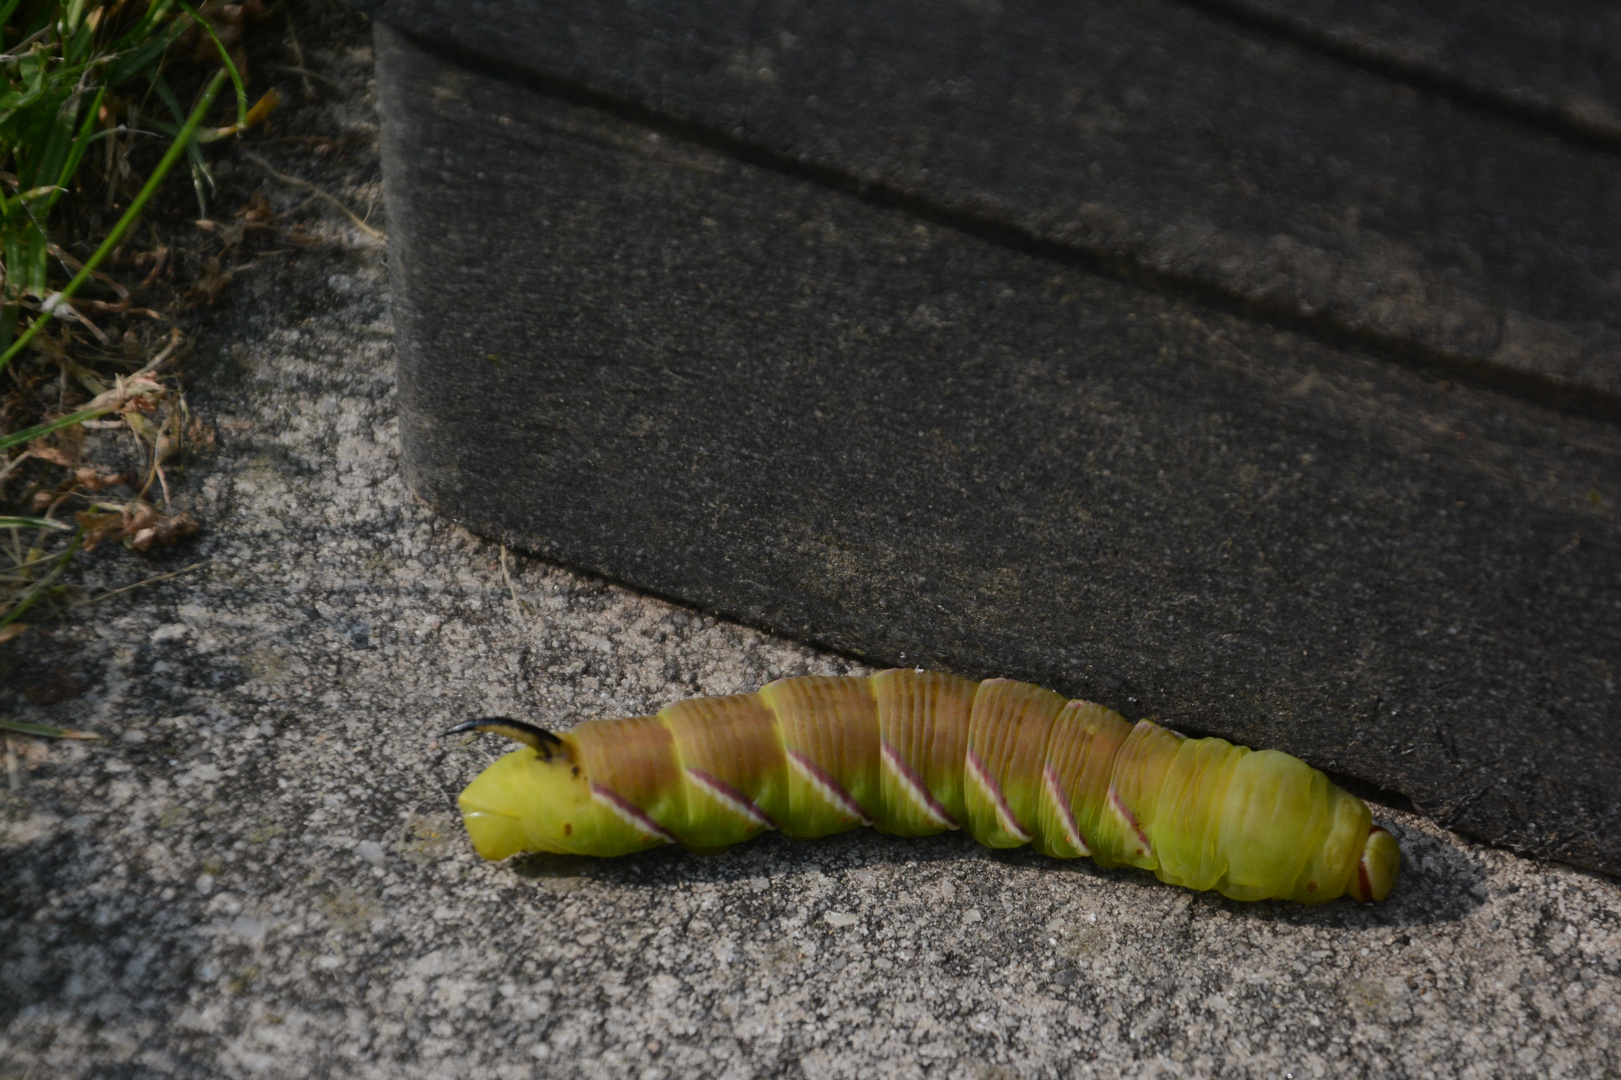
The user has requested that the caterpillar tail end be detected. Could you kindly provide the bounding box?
[1347,824,1401,903]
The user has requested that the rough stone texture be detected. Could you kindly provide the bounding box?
[379,27,1621,874]
[1202,0,1621,142]
[363,0,1621,404]
[2,20,1620,1080]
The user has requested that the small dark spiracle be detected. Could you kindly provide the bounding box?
[449,670,1400,903]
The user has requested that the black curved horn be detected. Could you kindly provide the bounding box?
[444,717,568,759]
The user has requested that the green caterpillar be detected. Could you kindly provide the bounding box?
[449,669,1400,903]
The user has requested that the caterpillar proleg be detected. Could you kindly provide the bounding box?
[449,670,1401,903]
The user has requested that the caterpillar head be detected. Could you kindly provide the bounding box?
[446,718,587,860]
[448,718,673,860]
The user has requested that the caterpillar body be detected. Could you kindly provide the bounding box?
[451,669,1401,903]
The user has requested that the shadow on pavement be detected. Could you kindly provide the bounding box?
[501,815,1489,928]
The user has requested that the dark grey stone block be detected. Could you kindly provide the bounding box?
[377,25,1621,873]
[1201,0,1621,143]
[362,0,1621,407]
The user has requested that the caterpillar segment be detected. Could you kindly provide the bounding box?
[449,669,1401,903]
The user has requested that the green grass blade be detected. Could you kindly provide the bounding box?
[149,70,187,127]
[105,16,190,87]
[41,86,106,216]
[0,67,229,377]
[125,0,178,43]
[62,12,97,66]
[2,222,25,301]
[0,719,102,739]
[0,516,74,531]
[175,1,248,126]
[62,0,92,39]
[145,75,219,209]
[0,404,112,454]
[18,220,50,297]
[28,101,81,210]
[0,529,83,632]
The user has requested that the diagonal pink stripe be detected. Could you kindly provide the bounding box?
[686,769,777,829]
[590,782,678,844]
[1043,762,1090,855]
[1108,783,1153,857]
[881,742,958,829]
[966,749,1031,842]
[787,749,871,824]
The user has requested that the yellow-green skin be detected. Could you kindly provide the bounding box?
[457,670,1401,903]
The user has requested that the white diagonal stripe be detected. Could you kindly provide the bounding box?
[686,769,775,829]
[1043,763,1090,855]
[590,782,677,844]
[787,750,870,825]
[965,750,1032,843]
[880,743,958,829]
